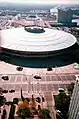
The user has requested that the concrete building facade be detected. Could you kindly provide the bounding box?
[58,9,73,24]
[68,75,79,119]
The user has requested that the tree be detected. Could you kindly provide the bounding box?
[67,83,75,95]
[17,105,32,119]
[38,108,51,119]
[17,95,38,119]
[29,95,37,109]
[0,95,6,106]
[13,98,19,104]
[54,92,70,119]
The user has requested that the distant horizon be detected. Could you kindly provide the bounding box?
[0,0,79,5]
[0,2,79,5]
[0,2,79,11]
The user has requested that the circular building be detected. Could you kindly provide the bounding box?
[0,26,77,58]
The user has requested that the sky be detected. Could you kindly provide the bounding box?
[0,0,79,4]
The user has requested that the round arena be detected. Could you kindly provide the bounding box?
[0,26,77,57]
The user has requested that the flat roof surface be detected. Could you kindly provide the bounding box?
[1,27,76,52]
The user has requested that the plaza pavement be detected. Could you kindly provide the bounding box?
[0,61,79,103]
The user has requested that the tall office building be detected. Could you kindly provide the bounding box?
[68,75,79,119]
[58,8,72,24]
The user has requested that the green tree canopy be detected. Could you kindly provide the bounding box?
[38,108,51,119]
[0,95,6,106]
[54,92,70,113]
[17,106,32,118]
[67,83,75,94]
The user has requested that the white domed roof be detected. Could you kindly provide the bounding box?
[1,27,76,52]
